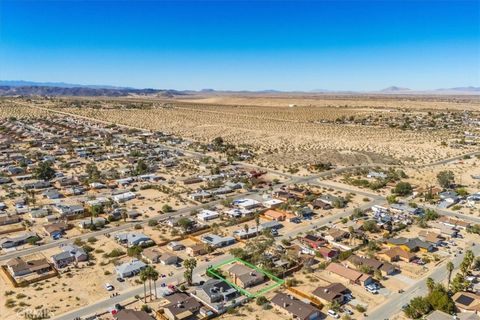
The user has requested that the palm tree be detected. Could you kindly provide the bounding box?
[183,258,197,286]
[426,277,435,293]
[150,268,159,300]
[244,224,249,235]
[139,270,148,303]
[145,266,154,301]
[447,261,454,289]
[465,250,475,269]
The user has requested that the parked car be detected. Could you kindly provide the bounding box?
[105,283,114,291]
[366,286,379,294]
[327,310,340,319]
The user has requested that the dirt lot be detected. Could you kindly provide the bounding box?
[0,235,134,320]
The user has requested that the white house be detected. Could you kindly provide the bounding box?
[233,198,260,210]
[197,209,219,221]
[262,199,284,209]
[112,191,136,203]
[467,193,480,207]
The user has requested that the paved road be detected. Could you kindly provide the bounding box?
[429,205,480,224]
[367,242,480,319]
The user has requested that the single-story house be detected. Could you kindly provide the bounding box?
[162,293,202,320]
[29,207,50,219]
[167,241,185,251]
[141,247,162,264]
[159,252,179,265]
[188,191,212,201]
[51,244,88,268]
[318,194,344,207]
[194,279,238,304]
[272,190,298,202]
[78,217,106,229]
[262,198,284,209]
[418,230,445,245]
[378,246,416,263]
[325,262,373,286]
[317,247,339,261]
[44,221,69,238]
[114,309,155,320]
[0,232,38,249]
[264,209,287,221]
[42,189,63,200]
[112,191,136,203]
[232,198,260,210]
[311,199,332,210]
[228,264,265,288]
[115,232,153,247]
[301,235,327,249]
[438,216,470,230]
[186,244,208,257]
[54,204,84,218]
[312,283,349,305]
[326,228,349,242]
[346,255,396,276]
[197,209,219,221]
[271,292,321,320]
[115,259,147,278]
[200,234,235,248]
[0,214,21,226]
[385,237,433,252]
[6,256,52,277]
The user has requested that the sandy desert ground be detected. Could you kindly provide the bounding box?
[176,93,480,111]
[1,95,479,170]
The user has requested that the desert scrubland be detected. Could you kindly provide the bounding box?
[1,94,479,169]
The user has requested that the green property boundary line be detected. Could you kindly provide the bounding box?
[206,257,285,298]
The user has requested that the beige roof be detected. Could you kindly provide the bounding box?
[115,309,154,320]
[159,252,178,262]
[326,262,365,282]
[380,246,416,260]
[264,209,286,219]
[141,247,161,261]
[6,257,50,274]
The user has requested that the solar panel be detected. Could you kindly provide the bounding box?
[456,294,474,306]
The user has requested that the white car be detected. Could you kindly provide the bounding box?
[365,286,378,294]
[327,310,340,319]
[104,283,114,291]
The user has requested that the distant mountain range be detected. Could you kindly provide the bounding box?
[435,86,480,93]
[0,81,186,97]
[380,86,412,92]
[0,80,478,96]
[0,80,130,90]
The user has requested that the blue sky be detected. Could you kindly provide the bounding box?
[0,0,479,91]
